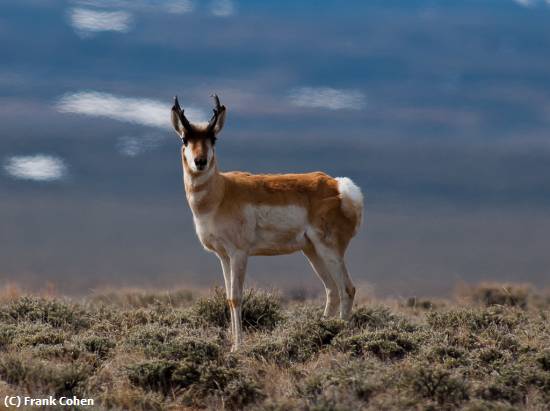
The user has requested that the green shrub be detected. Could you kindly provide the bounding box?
[127,360,200,395]
[0,354,91,397]
[403,365,469,407]
[405,297,435,310]
[477,348,504,365]
[90,288,194,308]
[537,350,550,371]
[477,366,529,404]
[248,311,345,364]
[0,355,27,386]
[222,375,265,410]
[300,360,381,404]
[428,346,467,367]
[192,288,282,331]
[31,343,85,361]
[461,399,518,411]
[80,335,116,358]
[427,307,522,332]
[126,324,180,350]
[127,324,221,363]
[13,324,66,347]
[127,358,262,409]
[335,329,417,360]
[470,283,529,309]
[348,305,397,330]
[121,306,192,328]
[155,337,221,362]
[1,297,89,329]
[0,324,17,349]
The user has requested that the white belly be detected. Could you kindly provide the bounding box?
[191,204,309,256]
[246,204,308,255]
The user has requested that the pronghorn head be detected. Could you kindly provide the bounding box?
[171,95,226,172]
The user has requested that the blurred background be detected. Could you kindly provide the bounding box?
[1,0,550,297]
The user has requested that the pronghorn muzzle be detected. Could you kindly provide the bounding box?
[194,157,207,171]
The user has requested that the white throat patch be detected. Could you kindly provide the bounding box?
[185,162,215,187]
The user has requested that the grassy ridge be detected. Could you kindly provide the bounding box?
[0,284,548,410]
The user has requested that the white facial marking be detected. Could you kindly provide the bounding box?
[183,143,214,174]
[184,144,197,172]
[206,144,214,164]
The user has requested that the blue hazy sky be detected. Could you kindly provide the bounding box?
[1,0,549,296]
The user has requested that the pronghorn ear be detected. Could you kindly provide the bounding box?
[171,96,192,139]
[171,108,185,137]
[212,106,226,136]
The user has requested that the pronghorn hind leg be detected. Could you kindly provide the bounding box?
[323,255,354,320]
[339,260,356,319]
[302,242,340,317]
[307,235,355,320]
[228,251,247,351]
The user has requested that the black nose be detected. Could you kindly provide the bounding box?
[194,158,207,169]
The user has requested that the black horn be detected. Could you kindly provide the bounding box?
[207,94,226,133]
[172,95,192,132]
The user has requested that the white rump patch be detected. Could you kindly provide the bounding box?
[336,177,364,232]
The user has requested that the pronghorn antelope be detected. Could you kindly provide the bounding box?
[171,95,364,350]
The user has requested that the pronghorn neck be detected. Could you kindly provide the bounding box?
[182,155,223,215]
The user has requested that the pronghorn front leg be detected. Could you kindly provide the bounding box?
[217,253,235,338]
[228,251,247,351]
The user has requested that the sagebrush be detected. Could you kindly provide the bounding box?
[0,284,548,410]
